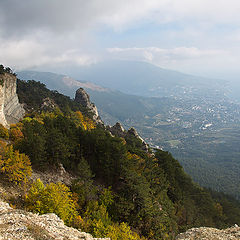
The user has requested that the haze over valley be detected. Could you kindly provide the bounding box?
[18,61,240,199]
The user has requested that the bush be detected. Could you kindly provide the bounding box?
[9,124,23,142]
[25,179,78,225]
[0,124,9,139]
[0,145,32,184]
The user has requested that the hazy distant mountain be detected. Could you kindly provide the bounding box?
[17,70,110,98]
[58,60,227,99]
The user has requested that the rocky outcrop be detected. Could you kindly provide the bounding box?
[0,73,25,127]
[75,88,103,124]
[109,122,126,137]
[108,123,149,152]
[0,200,110,240]
[176,226,240,240]
[126,127,149,151]
[40,97,58,111]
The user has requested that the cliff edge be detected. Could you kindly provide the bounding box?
[0,73,25,127]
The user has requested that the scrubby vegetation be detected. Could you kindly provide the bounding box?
[0,77,240,239]
[0,65,15,75]
[25,179,78,225]
[0,140,32,185]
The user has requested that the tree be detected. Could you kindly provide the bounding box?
[0,145,32,185]
[25,179,78,225]
[0,124,9,139]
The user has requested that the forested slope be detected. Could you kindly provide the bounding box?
[0,77,239,239]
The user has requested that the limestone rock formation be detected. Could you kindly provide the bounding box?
[109,122,126,137]
[0,200,110,240]
[75,88,103,124]
[108,123,149,152]
[40,97,58,111]
[0,73,25,127]
[176,226,240,240]
[127,127,149,151]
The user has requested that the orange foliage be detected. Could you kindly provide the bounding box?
[9,124,24,142]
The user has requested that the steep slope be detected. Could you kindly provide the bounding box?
[1,78,240,239]
[17,70,240,199]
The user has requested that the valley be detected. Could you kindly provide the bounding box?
[17,62,240,199]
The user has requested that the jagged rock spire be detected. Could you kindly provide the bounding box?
[74,88,103,124]
[108,123,149,152]
[109,122,126,137]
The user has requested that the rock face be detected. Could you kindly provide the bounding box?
[176,226,240,240]
[75,88,103,124]
[0,73,25,127]
[0,200,110,240]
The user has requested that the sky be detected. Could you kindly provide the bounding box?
[1,0,240,80]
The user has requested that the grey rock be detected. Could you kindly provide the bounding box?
[41,97,58,111]
[108,123,149,152]
[127,127,149,151]
[176,226,240,240]
[75,88,103,124]
[109,122,126,137]
[0,200,110,240]
[0,73,25,128]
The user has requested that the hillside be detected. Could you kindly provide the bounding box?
[0,75,238,239]
[17,69,240,199]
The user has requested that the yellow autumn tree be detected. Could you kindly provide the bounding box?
[0,124,9,139]
[25,179,78,225]
[74,111,95,130]
[0,145,32,185]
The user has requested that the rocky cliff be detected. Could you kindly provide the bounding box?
[0,73,25,127]
[75,88,103,124]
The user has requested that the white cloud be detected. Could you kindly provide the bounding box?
[107,46,231,75]
[0,0,240,75]
[108,46,226,61]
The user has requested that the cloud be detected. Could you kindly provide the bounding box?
[0,0,240,74]
[107,46,226,62]
[107,46,232,76]
[1,0,240,37]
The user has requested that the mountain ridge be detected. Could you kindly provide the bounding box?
[1,68,240,239]
[17,68,240,199]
